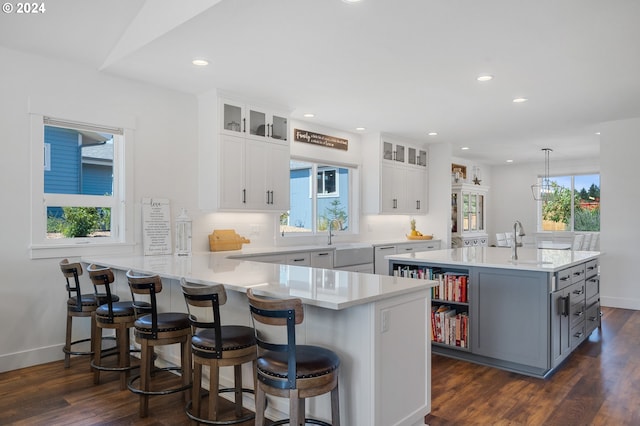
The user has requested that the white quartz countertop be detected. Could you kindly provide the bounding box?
[81,252,436,310]
[387,246,600,272]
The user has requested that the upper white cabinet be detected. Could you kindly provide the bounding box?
[221,98,288,143]
[213,97,290,212]
[363,134,428,215]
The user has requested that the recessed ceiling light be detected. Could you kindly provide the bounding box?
[192,59,209,66]
[595,132,601,135]
[428,132,438,136]
[506,159,514,163]
[342,0,362,3]
[513,97,528,103]
[461,147,470,150]
[477,75,493,82]
[303,113,315,118]
[356,127,366,131]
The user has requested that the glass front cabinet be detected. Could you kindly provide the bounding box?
[451,183,489,247]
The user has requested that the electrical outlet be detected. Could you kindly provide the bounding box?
[381,309,390,333]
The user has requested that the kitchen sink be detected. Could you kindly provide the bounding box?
[332,243,374,268]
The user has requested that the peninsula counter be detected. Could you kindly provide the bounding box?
[82,252,436,426]
[387,247,601,378]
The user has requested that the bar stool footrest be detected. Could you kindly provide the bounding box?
[63,336,117,356]
[90,346,141,372]
[271,419,332,426]
[184,388,256,425]
[128,366,191,396]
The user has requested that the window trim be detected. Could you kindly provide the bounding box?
[317,167,340,198]
[536,172,600,232]
[29,114,135,259]
[280,158,359,240]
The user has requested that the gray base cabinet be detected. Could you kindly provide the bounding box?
[389,257,600,378]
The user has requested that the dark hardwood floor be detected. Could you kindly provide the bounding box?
[426,306,640,426]
[1,307,639,425]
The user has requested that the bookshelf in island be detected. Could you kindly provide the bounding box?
[388,247,601,378]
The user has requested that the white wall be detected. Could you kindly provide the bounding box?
[599,118,640,309]
[0,46,199,371]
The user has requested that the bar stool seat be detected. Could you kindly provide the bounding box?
[181,278,257,425]
[126,270,192,418]
[247,288,341,426]
[88,264,142,390]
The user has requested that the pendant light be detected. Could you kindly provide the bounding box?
[531,148,557,202]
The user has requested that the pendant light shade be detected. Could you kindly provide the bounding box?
[531,148,557,202]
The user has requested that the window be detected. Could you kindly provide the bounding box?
[30,115,134,257]
[281,160,352,235]
[538,173,600,232]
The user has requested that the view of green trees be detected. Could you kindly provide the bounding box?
[543,182,600,231]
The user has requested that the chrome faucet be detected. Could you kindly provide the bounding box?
[327,219,341,245]
[511,220,526,260]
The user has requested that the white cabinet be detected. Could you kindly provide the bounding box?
[310,250,334,269]
[220,98,288,143]
[451,183,488,248]
[365,134,428,215]
[218,131,289,211]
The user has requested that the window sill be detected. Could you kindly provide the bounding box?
[30,241,136,259]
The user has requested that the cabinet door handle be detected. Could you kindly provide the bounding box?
[393,198,397,209]
[270,190,274,204]
[558,296,569,317]
[317,252,330,256]
[266,190,270,204]
[574,331,584,339]
[559,276,570,282]
[416,200,421,210]
[242,117,246,133]
[242,189,246,203]
[292,258,306,262]
[378,246,395,251]
[573,271,584,277]
[573,288,584,295]
[575,310,584,317]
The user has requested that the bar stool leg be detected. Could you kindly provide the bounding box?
[209,360,220,420]
[93,325,103,384]
[192,362,202,419]
[117,326,130,390]
[90,313,98,371]
[255,384,266,425]
[234,364,243,417]
[139,340,151,418]
[64,313,73,368]
[331,384,341,426]
[289,389,302,426]
[181,338,191,403]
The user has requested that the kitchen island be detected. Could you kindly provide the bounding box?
[387,247,601,378]
[82,252,436,426]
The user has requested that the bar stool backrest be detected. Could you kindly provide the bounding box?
[246,288,304,390]
[87,264,117,322]
[181,279,227,358]
[126,270,163,339]
[60,259,86,312]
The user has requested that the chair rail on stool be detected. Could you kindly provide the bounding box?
[181,278,257,425]
[247,288,341,426]
[126,270,192,418]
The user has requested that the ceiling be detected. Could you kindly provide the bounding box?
[2,0,640,165]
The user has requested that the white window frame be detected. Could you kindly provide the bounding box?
[317,167,340,198]
[30,114,135,259]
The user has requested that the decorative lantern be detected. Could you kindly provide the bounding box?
[175,208,192,256]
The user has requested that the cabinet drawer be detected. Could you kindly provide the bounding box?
[585,259,599,279]
[586,275,599,302]
[586,302,601,335]
[569,282,585,305]
[556,267,573,290]
[286,253,311,266]
[571,321,587,349]
[570,264,586,284]
[570,300,586,328]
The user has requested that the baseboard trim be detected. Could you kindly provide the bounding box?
[0,344,65,373]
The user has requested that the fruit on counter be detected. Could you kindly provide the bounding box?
[409,218,423,236]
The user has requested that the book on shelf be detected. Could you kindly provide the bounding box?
[430,305,469,348]
[431,273,468,303]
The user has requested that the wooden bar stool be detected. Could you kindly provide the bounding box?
[87,264,142,390]
[126,270,192,418]
[181,278,257,424]
[247,288,341,426]
[59,259,116,368]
